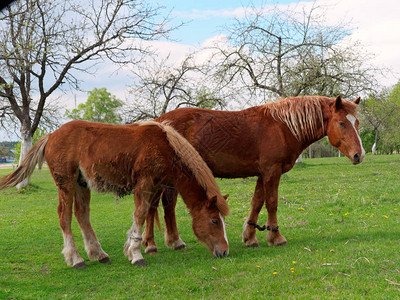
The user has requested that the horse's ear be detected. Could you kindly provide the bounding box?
[353,97,361,105]
[335,95,342,110]
[223,194,229,200]
[207,196,217,209]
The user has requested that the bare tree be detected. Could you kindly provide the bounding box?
[126,53,227,122]
[213,4,380,100]
[0,0,173,187]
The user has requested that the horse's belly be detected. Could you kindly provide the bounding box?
[80,163,134,197]
[206,155,259,178]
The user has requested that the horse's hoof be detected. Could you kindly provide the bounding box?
[145,247,158,255]
[271,239,287,246]
[73,261,87,269]
[99,257,111,264]
[267,233,287,246]
[247,242,259,248]
[244,237,259,248]
[133,259,147,267]
[174,244,186,251]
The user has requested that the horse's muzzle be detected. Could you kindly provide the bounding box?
[214,249,229,258]
[352,153,361,164]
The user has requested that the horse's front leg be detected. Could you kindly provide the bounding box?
[264,171,287,246]
[242,177,264,247]
[124,186,153,267]
[162,188,186,250]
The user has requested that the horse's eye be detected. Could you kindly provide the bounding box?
[211,219,219,225]
[339,122,345,127]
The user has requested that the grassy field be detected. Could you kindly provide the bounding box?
[0,155,399,299]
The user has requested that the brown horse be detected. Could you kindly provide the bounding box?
[0,120,229,268]
[142,95,365,253]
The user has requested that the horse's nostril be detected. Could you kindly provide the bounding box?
[214,249,228,258]
[354,153,360,163]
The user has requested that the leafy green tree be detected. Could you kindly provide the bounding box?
[360,81,400,154]
[65,88,123,124]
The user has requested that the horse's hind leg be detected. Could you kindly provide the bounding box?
[162,188,186,250]
[142,191,162,255]
[74,185,110,264]
[57,187,86,268]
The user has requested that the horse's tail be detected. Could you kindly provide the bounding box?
[0,135,49,190]
[139,120,229,217]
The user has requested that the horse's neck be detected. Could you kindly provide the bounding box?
[174,172,206,213]
[260,102,329,157]
[301,121,327,149]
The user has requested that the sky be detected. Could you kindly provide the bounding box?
[76,0,399,103]
[1,0,400,141]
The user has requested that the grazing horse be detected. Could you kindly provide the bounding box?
[0,120,229,268]
[142,95,365,253]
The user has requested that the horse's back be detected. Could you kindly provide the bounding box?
[157,107,265,178]
[44,121,174,193]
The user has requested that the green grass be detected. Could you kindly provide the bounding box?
[0,155,399,299]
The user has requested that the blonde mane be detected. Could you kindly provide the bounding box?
[265,96,326,142]
[139,120,229,216]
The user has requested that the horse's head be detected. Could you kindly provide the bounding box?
[191,194,229,258]
[326,96,365,164]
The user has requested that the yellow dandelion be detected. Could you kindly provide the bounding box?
[298,207,305,211]
[273,271,278,275]
[292,261,296,264]
[330,249,334,252]
[329,213,333,216]
[383,215,388,219]
[256,265,261,268]
[344,212,349,216]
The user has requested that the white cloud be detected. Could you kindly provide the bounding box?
[175,0,400,85]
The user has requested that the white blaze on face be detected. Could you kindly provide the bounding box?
[346,114,366,159]
[219,213,228,246]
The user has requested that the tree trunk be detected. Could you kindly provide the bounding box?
[16,130,33,189]
[372,129,379,155]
